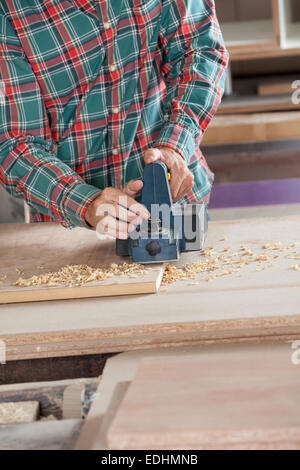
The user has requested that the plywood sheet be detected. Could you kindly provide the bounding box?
[1,216,300,361]
[106,351,300,450]
[76,342,300,450]
[0,223,164,304]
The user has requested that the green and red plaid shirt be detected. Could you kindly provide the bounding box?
[0,0,228,228]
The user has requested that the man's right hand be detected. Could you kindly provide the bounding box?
[85,180,150,239]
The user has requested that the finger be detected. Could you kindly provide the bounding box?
[100,214,143,236]
[174,173,194,202]
[169,170,185,201]
[96,201,141,223]
[96,216,129,240]
[123,180,143,197]
[143,147,163,165]
[99,188,150,219]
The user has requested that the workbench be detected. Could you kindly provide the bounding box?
[0,215,299,368]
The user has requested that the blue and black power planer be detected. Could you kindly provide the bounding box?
[116,161,208,264]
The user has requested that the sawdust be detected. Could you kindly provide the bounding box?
[161,241,300,286]
[14,263,148,288]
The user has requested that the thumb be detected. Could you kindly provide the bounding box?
[123,179,143,197]
[144,147,162,165]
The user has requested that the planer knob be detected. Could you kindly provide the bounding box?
[145,240,161,257]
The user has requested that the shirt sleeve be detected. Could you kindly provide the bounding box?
[0,13,101,229]
[152,0,229,163]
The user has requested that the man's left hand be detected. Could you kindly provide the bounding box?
[143,146,194,202]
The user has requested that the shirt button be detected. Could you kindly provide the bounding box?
[104,22,110,30]
[112,148,118,155]
[109,64,117,72]
[112,107,119,114]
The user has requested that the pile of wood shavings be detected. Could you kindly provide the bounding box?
[14,263,147,288]
[161,241,300,286]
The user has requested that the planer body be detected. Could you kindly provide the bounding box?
[116,161,208,264]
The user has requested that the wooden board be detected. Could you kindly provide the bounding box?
[1,216,300,361]
[0,223,164,304]
[258,81,294,97]
[218,95,300,115]
[0,419,82,450]
[106,351,300,450]
[75,342,300,450]
[0,378,98,420]
[203,112,300,146]
[0,401,39,425]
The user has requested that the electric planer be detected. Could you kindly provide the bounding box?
[116,161,208,264]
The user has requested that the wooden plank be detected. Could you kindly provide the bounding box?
[63,383,85,419]
[0,401,39,425]
[272,0,281,46]
[75,382,129,451]
[258,80,293,96]
[106,350,300,450]
[0,378,98,420]
[0,223,164,304]
[1,216,300,361]
[228,45,300,61]
[203,112,300,146]
[218,92,300,115]
[0,419,82,450]
[76,341,300,450]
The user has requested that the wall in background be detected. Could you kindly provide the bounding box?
[215,0,272,22]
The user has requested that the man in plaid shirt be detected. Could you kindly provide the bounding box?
[0,0,228,239]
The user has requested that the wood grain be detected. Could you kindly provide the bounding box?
[257,81,293,97]
[1,216,300,361]
[0,223,164,304]
[203,112,300,146]
[106,351,300,450]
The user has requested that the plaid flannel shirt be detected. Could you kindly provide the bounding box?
[0,0,228,228]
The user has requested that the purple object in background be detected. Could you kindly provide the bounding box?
[209,178,300,209]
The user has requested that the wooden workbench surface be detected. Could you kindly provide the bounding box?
[0,216,300,361]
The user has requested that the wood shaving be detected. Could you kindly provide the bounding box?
[14,263,148,288]
[161,239,299,286]
[263,243,270,249]
[291,264,300,271]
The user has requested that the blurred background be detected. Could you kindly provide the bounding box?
[1,0,300,223]
[206,0,300,219]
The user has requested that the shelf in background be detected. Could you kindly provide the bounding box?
[219,94,300,114]
[216,0,300,60]
[278,0,300,49]
[202,111,300,146]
